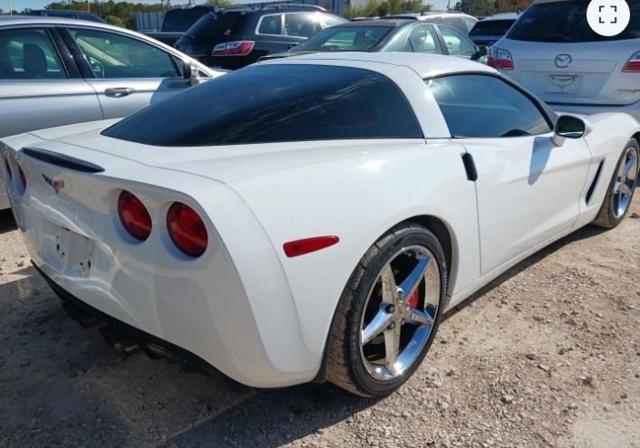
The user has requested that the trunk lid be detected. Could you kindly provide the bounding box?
[502,38,640,106]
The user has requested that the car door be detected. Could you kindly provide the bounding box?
[61,26,189,119]
[427,73,592,275]
[0,26,102,137]
[435,24,477,59]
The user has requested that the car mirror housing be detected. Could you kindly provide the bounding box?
[553,114,590,145]
[183,63,201,86]
[471,46,487,61]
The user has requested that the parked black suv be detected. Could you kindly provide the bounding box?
[174,4,346,70]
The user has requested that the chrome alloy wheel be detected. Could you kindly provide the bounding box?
[613,146,638,219]
[359,245,440,382]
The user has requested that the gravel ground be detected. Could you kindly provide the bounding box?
[0,195,639,448]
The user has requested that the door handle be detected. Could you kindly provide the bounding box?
[104,87,134,98]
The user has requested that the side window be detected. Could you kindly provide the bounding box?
[258,15,283,35]
[0,28,66,79]
[439,25,476,57]
[427,74,551,138]
[285,13,321,38]
[67,28,178,79]
[408,25,440,54]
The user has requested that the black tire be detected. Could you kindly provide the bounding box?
[325,223,447,397]
[593,139,639,229]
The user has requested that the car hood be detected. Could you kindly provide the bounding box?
[2,120,424,184]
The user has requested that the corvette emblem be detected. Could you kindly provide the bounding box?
[554,54,573,69]
[42,174,65,194]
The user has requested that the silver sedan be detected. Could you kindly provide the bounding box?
[0,16,225,210]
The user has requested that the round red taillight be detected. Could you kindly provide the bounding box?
[167,202,208,257]
[118,190,152,241]
[3,157,12,180]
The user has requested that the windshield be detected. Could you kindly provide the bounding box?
[469,19,516,36]
[184,12,244,39]
[163,9,210,32]
[295,26,392,52]
[102,64,422,146]
[508,1,640,42]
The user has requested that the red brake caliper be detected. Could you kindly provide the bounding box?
[407,290,419,309]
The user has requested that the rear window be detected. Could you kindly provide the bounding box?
[469,19,516,36]
[296,26,392,51]
[103,64,423,146]
[162,9,211,32]
[508,1,640,42]
[184,12,245,39]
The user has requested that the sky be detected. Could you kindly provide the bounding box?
[6,0,451,12]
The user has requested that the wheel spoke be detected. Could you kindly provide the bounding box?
[361,307,393,345]
[380,264,397,304]
[383,324,401,369]
[623,154,637,177]
[405,308,434,327]
[398,256,430,301]
[621,182,633,198]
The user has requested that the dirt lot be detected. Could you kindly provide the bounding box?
[0,196,639,448]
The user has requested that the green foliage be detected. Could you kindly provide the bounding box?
[104,14,126,27]
[454,0,530,16]
[42,1,170,29]
[206,0,235,6]
[344,0,431,19]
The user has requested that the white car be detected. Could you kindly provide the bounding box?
[1,53,638,397]
[487,0,640,122]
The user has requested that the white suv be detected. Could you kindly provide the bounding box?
[488,0,640,122]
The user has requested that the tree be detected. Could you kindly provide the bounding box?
[104,14,126,27]
[43,1,170,29]
[455,0,531,15]
[345,0,431,19]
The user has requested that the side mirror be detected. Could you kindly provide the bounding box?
[183,63,201,86]
[553,115,589,145]
[471,46,487,61]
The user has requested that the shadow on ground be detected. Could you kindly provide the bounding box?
[0,222,608,446]
[0,209,16,235]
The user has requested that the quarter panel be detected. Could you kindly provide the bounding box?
[229,141,480,357]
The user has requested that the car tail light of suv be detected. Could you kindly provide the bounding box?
[212,40,255,57]
[487,47,514,70]
[622,51,640,72]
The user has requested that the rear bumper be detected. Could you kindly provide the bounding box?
[1,135,322,389]
[549,101,640,123]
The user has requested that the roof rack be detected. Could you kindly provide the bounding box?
[261,3,327,11]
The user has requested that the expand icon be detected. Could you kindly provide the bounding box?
[587,0,631,37]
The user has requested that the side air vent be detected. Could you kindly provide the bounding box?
[22,147,104,173]
[585,160,604,205]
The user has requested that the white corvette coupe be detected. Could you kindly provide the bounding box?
[1,53,638,397]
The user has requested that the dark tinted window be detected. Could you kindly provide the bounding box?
[284,13,322,37]
[0,28,66,79]
[508,1,640,42]
[258,14,283,35]
[469,19,516,36]
[296,26,391,51]
[427,75,551,138]
[162,9,211,32]
[185,12,245,40]
[104,64,423,146]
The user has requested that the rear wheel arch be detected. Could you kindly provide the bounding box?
[397,215,457,297]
